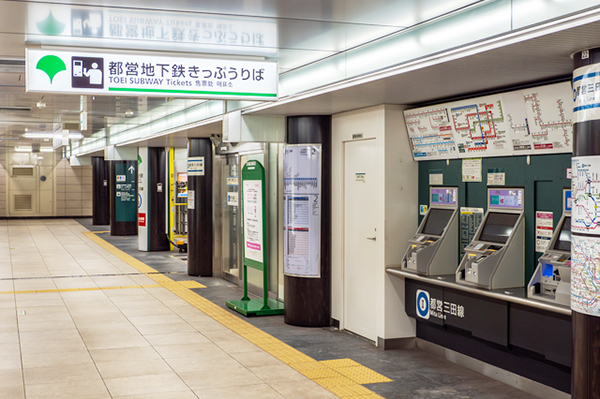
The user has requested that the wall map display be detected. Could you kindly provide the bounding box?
[404,82,572,160]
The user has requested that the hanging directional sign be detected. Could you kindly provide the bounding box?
[26,48,278,101]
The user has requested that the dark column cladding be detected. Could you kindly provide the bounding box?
[572,48,600,399]
[284,115,332,327]
[187,138,213,276]
[148,148,170,250]
[109,160,137,236]
[92,156,110,225]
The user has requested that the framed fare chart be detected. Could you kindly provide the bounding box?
[283,145,322,277]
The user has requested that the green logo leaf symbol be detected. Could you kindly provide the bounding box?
[138,155,142,165]
[36,12,66,36]
[36,55,67,84]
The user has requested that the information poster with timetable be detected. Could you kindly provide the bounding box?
[243,180,263,263]
[283,145,321,277]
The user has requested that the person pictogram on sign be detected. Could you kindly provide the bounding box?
[84,62,102,85]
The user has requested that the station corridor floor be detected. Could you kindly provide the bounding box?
[0,218,544,399]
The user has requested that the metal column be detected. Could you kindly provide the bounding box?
[572,48,600,398]
[187,138,213,276]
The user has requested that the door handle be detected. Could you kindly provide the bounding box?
[367,237,376,241]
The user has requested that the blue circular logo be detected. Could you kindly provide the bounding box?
[416,290,430,319]
[138,193,142,208]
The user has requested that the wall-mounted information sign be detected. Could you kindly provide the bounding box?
[187,157,205,176]
[404,81,572,160]
[114,162,136,222]
[26,49,278,101]
[283,145,322,278]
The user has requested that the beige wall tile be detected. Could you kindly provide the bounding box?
[65,191,83,201]
[66,185,82,194]
[67,197,81,211]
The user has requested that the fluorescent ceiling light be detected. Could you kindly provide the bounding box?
[14,146,54,152]
[23,132,83,140]
[23,132,53,139]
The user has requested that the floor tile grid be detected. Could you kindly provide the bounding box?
[83,230,389,399]
[9,221,183,399]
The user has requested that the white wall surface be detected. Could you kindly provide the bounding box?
[331,104,418,343]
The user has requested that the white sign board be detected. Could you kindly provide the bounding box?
[573,64,600,123]
[283,145,321,278]
[26,49,278,101]
[187,190,195,210]
[227,192,239,207]
[243,180,263,263]
[187,157,205,176]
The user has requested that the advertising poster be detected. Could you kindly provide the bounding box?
[283,145,321,277]
[177,172,188,198]
[535,211,553,252]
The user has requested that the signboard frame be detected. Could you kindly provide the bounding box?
[226,160,284,316]
[282,144,322,278]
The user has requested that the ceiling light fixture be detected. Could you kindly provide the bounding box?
[14,146,54,153]
[23,132,53,139]
[36,101,46,109]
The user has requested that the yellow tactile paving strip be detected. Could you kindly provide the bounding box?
[83,231,390,399]
[321,359,393,385]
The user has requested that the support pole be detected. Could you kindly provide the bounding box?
[571,48,600,398]
[187,138,213,276]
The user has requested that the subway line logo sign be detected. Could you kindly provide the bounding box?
[26,49,277,101]
[416,289,430,320]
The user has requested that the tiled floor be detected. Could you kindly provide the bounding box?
[0,218,546,398]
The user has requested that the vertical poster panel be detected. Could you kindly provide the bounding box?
[114,162,137,222]
[243,180,263,264]
[177,172,188,198]
[572,156,600,234]
[535,211,553,252]
[572,235,600,315]
[283,145,321,277]
[138,148,148,250]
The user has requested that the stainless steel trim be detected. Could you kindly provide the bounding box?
[386,266,571,316]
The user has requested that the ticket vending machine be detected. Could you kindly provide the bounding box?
[527,189,572,306]
[402,187,458,276]
[456,188,525,290]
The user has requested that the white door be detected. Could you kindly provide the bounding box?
[343,139,378,340]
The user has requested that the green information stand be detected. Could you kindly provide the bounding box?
[226,160,284,316]
[114,162,137,222]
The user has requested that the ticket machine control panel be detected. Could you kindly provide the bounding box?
[402,187,458,276]
[456,188,525,290]
[528,190,571,306]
